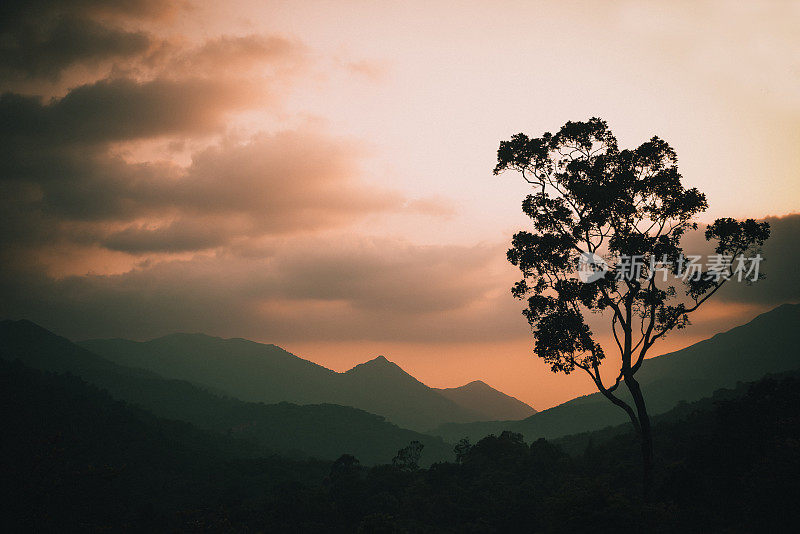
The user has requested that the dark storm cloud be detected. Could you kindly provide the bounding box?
[0,126,403,258]
[0,0,179,22]
[169,130,401,230]
[0,0,496,347]
[0,238,524,343]
[0,0,392,260]
[0,25,327,257]
[266,241,501,314]
[7,215,795,346]
[0,77,264,146]
[102,219,233,253]
[0,0,181,81]
[0,15,152,80]
[5,1,790,351]
[0,215,796,345]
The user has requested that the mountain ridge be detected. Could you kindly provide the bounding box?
[0,319,453,465]
[432,302,800,442]
[80,335,537,430]
[434,380,537,421]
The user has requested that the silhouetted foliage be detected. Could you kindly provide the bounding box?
[453,437,472,464]
[494,118,770,496]
[434,304,800,447]
[392,440,424,471]
[3,357,800,531]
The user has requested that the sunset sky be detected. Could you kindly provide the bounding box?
[2,0,799,408]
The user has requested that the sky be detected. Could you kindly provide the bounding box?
[1,0,799,408]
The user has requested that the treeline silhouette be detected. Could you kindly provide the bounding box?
[3,356,799,532]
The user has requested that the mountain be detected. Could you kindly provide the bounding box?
[80,336,503,431]
[551,367,800,456]
[433,302,800,443]
[434,380,536,420]
[0,357,331,531]
[8,356,799,532]
[80,333,341,404]
[335,355,489,430]
[0,319,452,465]
[635,302,800,388]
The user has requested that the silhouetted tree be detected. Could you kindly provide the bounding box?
[330,454,362,480]
[392,441,424,471]
[494,118,770,497]
[454,437,472,464]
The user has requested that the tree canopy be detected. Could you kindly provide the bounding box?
[494,118,770,496]
[495,117,769,384]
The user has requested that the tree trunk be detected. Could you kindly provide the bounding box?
[625,375,654,500]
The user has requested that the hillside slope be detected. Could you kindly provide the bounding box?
[433,303,800,442]
[0,319,452,464]
[335,355,486,430]
[0,358,330,531]
[81,333,340,404]
[435,380,536,420]
[80,336,493,430]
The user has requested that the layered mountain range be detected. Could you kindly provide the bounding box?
[0,320,452,464]
[3,303,799,464]
[79,335,536,431]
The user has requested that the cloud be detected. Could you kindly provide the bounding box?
[101,218,233,253]
[0,13,393,260]
[160,34,307,77]
[265,239,502,314]
[0,2,385,262]
[0,1,306,89]
[0,0,179,28]
[172,130,400,228]
[0,0,183,81]
[0,15,152,80]
[345,59,391,82]
[8,1,793,355]
[94,131,407,245]
[0,77,267,146]
[682,214,800,306]
[578,214,800,351]
[0,4,348,262]
[0,237,525,344]
[1,213,795,350]
[0,126,405,260]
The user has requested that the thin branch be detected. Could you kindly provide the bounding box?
[579,364,640,435]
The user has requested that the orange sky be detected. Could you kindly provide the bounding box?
[1,1,799,408]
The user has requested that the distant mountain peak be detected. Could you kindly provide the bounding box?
[462,380,490,389]
[442,380,499,393]
[356,354,396,367]
[435,380,537,421]
[346,355,407,376]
